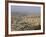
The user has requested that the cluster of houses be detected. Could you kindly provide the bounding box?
[11,15,41,31]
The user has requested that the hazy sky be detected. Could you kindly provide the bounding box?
[11,5,41,16]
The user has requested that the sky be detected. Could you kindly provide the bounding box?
[11,5,41,16]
